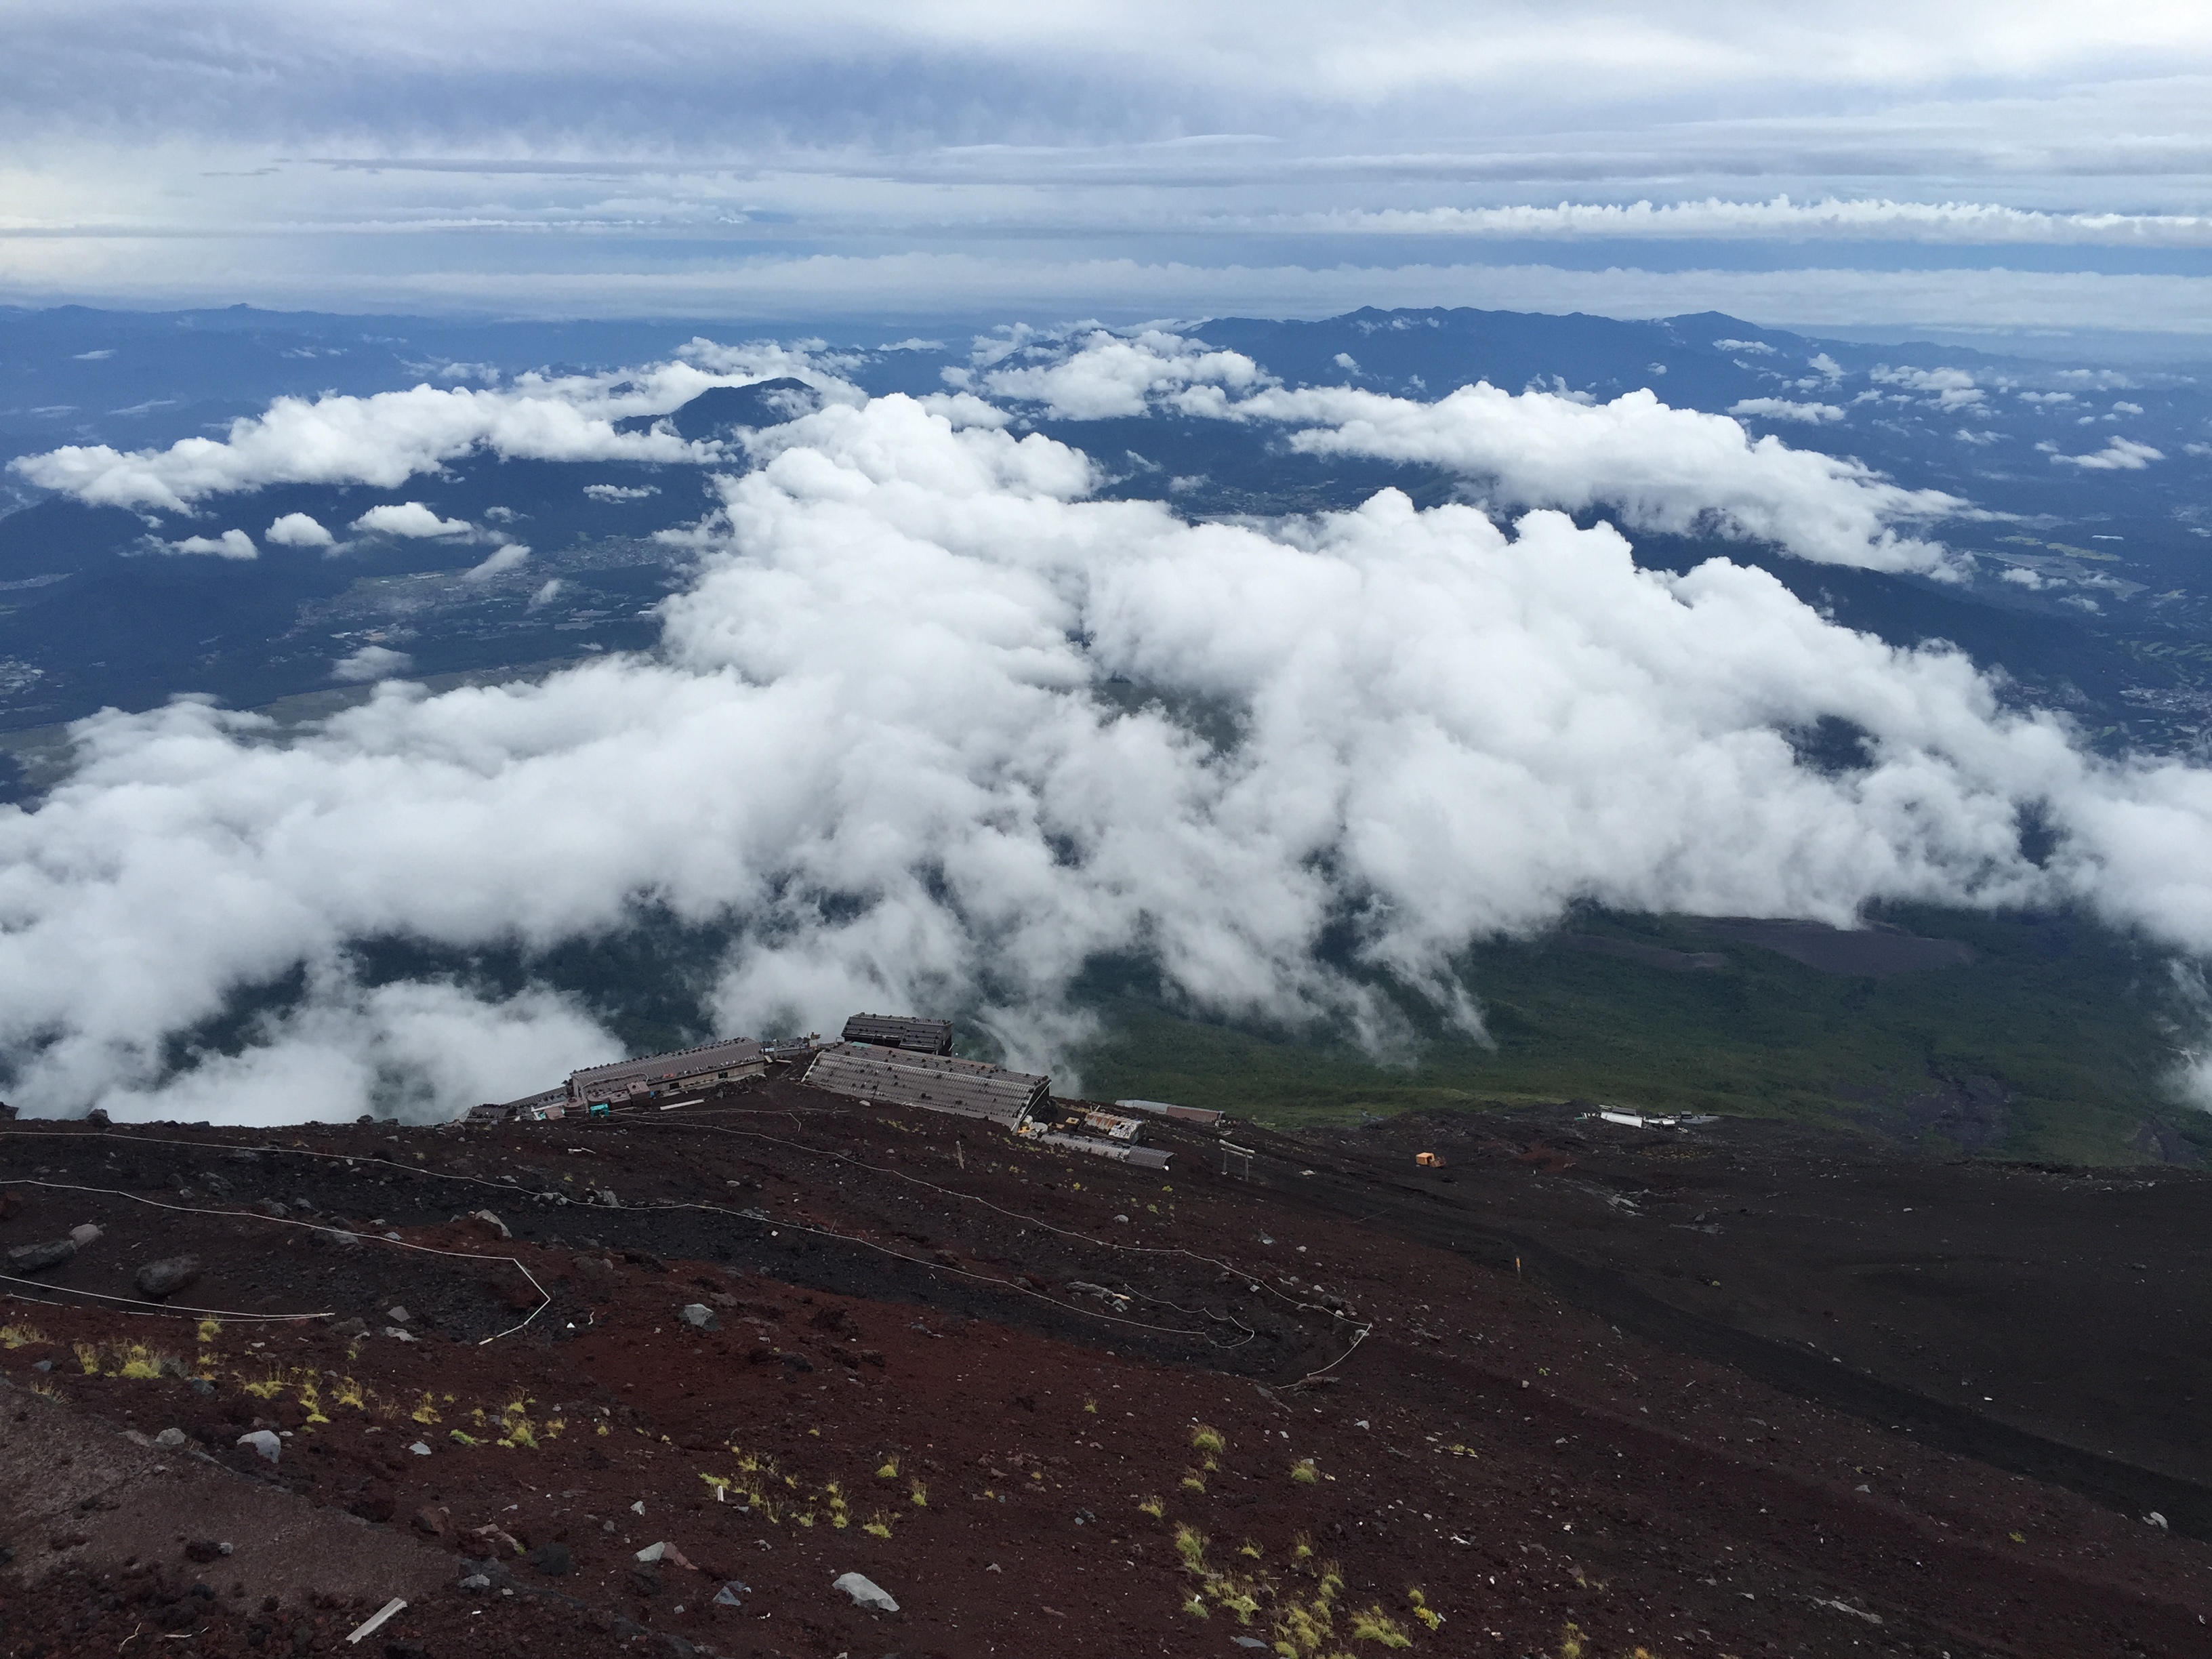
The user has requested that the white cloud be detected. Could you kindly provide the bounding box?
[1324,198,2212,247]
[975,328,1273,419]
[983,331,1968,572]
[266,510,335,547]
[1999,566,2047,589]
[584,483,661,501]
[1715,338,1776,353]
[352,501,476,539]
[1871,365,1984,411]
[332,644,415,682]
[163,529,256,560]
[15,373,2212,1124]
[1728,397,1845,424]
[5,348,859,513]
[463,543,531,581]
[2049,436,2165,470]
[528,578,565,609]
[2016,390,2074,404]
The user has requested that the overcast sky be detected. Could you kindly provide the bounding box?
[7,4,2212,336]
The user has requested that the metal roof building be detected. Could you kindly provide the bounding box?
[567,1037,767,1105]
[840,1014,954,1054]
[802,1042,1047,1127]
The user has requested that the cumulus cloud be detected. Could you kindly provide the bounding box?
[332,644,415,682]
[1871,365,1984,411]
[584,483,660,501]
[266,510,335,547]
[13,371,2212,1125]
[352,501,476,539]
[2050,436,2165,470]
[5,344,859,512]
[463,543,531,581]
[161,528,257,560]
[983,331,1968,573]
[971,328,1272,419]
[1727,397,1845,424]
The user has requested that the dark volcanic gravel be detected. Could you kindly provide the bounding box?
[3,1081,2210,1658]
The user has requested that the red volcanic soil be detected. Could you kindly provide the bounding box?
[3,1082,2210,1659]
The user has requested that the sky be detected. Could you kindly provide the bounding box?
[5,1,2212,338]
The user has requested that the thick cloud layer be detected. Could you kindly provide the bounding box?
[5,366,2212,1124]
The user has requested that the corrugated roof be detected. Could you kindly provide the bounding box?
[840,1014,955,1054]
[570,1038,766,1092]
[802,1042,1047,1127]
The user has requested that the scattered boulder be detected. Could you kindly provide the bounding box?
[531,1542,573,1577]
[135,1254,201,1299]
[594,1188,621,1209]
[83,1108,110,1128]
[713,1582,745,1608]
[678,1303,720,1332]
[412,1506,449,1538]
[833,1571,899,1614]
[459,1574,491,1592]
[255,1200,289,1219]
[68,1224,102,1248]
[333,1317,370,1340]
[237,1430,281,1465]
[466,1210,512,1240]
[386,1305,411,1324]
[153,1427,188,1450]
[7,1239,76,1273]
[407,1441,433,1456]
[312,1227,362,1251]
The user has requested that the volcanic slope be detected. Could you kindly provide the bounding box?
[2,1082,2208,1659]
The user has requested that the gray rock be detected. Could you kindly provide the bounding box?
[832,1571,899,1614]
[407,1440,432,1456]
[7,1239,77,1273]
[311,1227,361,1251]
[382,1326,417,1343]
[154,1427,188,1450]
[459,1574,491,1592]
[595,1188,621,1209]
[237,1430,281,1465]
[713,1582,747,1607]
[68,1224,102,1248]
[332,1317,369,1340]
[1234,1639,1270,1650]
[467,1210,511,1240]
[187,1377,214,1395]
[531,1542,572,1576]
[386,1305,411,1324]
[255,1200,289,1218]
[678,1303,719,1332]
[135,1254,201,1298]
[30,1359,52,1373]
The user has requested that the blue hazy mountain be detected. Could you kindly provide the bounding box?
[3,305,2209,804]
